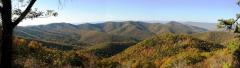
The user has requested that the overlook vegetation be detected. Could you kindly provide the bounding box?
[1,21,238,68]
[106,33,240,68]
[0,0,238,67]
[9,31,240,68]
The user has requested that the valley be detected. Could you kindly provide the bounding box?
[5,21,240,68]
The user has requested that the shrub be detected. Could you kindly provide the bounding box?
[28,41,41,50]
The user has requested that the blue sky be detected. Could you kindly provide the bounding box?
[19,0,240,26]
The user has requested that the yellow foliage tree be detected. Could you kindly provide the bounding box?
[28,41,41,49]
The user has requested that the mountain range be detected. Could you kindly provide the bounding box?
[8,21,240,67]
[14,21,208,47]
[183,22,217,31]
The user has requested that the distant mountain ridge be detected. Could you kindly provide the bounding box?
[15,21,208,46]
[145,21,217,30]
[183,22,217,30]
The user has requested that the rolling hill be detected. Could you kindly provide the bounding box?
[14,21,208,47]
[8,21,227,67]
[183,22,217,31]
[191,31,238,44]
[104,33,240,68]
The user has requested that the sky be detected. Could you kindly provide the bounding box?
[19,0,240,26]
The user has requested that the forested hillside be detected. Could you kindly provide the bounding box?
[2,21,239,68]
[106,33,240,68]
[15,21,207,46]
[9,32,240,68]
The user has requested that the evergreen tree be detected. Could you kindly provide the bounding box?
[218,0,240,33]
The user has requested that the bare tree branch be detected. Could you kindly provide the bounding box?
[238,0,240,6]
[0,7,2,14]
[13,0,37,27]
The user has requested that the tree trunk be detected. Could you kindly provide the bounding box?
[1,28,13,68]
[1,0,13,67]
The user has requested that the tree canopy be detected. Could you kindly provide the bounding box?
[0,0,58,67]
[217,0,240,33]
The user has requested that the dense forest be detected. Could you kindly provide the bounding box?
[0,21,238,68]
[0,0,240,68]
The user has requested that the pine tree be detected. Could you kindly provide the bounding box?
[218,0,240,33]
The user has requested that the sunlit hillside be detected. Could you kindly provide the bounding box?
[0,0,239,68]
[7,31,240,68]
